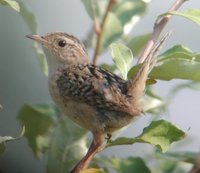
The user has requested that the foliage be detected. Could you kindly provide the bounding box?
[110,42,133,79]
[159,9,200,26]
[1,1,200,173]
[106,120,185,152]
[128,45,200,81]
[0,0,19,11]
[18,104,57,158]
[106,157,152,173]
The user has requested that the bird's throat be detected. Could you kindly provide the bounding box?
[43,46,61,77]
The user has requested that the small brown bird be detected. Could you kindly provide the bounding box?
[26,32,168,173]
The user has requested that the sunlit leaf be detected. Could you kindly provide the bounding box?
[137,120,185,152]
[110,42,133,79]
[47,117,88,173]
[0,0,20,11]
[0,126,25,154]
[149,45,200,81]
[108,157,151,173]
[127,33,151,56]
[160,9,200,26]
[107,120,185,152]
[18,104,58,158]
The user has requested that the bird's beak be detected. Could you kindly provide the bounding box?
[26,34,48,45]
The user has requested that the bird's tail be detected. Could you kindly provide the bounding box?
[126,31,171,109]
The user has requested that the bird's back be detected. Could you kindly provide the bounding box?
[48,64,141,133]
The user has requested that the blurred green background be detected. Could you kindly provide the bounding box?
[0,0,200,172]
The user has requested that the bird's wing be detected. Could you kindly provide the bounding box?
[56,64,138,115]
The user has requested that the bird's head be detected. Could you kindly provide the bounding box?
[26,32,89,74]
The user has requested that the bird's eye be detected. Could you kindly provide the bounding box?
[58,40,66,47]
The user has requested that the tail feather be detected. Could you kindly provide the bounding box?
[127,31,171,109]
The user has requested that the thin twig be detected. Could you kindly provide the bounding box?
[92,0,116,65]
[138,0,188,64]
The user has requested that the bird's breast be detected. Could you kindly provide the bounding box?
[48,70,100,131]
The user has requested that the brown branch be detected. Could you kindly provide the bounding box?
[137,0,188,64]
[92,0,116,65]
[189,153,200,173]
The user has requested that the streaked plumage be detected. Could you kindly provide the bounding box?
[26,31,169,173]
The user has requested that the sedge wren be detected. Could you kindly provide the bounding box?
[26,32,168,173]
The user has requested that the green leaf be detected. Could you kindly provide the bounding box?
[159,160,183,173]
[100,63,117,73]
[141,95,166,114]
[0,143,6,154]
[167,81,200,103]
[127,33,151,56]
[19,1,48,75]
[108,157,151,173]
[0,0,20,12]
[18,104,57,158]
[107,120,185,152]
[101,12,123,52]
[81,0,100,20]
[33,42,48,75]
[143,88,166,115]
[82,168,106,173]
[110,42,133,79]
[0,126,25,154]
[18,1,37,33]
[112,0,150,34]
[47,117,88,173]
[156,151,199,173]
[161,9,200,26]
[127,62,140,77]
[149,45,200,81]
[157,151,198,164]
[82,0,151,53]
[112,0,147,25]
[137,120,185,152]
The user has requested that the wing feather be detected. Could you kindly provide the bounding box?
[56,64,137,115]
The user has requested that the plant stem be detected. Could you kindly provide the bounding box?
[92,0,116,65]
[138,0,188,63]
[189,153,200,173]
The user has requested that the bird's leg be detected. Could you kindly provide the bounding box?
[70,132,105,173]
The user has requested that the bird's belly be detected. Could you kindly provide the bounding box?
[56,96,133,133]
[49,84,98,131]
